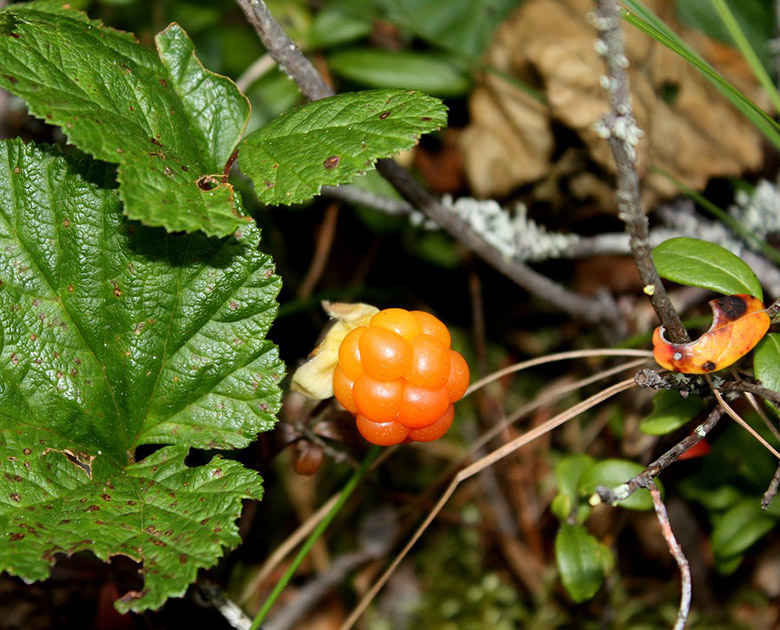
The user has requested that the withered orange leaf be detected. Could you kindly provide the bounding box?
[653,294,770,374]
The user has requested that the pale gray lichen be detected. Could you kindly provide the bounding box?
[729,179,780,241]
[440,196,579,261]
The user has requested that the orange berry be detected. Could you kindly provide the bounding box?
[370,308,422,341]
[333,364,358,413]
[358,326,411,381]
[445,350,470,402]
[398,383,450,428]
[355,414,409,446]
[406,334,450,388]
[352,373,403,423]
[338,327,365,380]
[412,310,451,348]
[407,405,454,442]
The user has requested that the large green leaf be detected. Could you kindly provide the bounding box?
[652,237,763,299]
[555,523,612,603]
[755,333,780,395]
[0,140,283,611]
[0,2,251,237]
[239,89,447,205]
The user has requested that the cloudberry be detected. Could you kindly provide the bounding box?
[333,308,469,445]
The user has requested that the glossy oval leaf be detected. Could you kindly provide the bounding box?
[0,140,283,612]
[755,333,780,395]
[640,390,705,435]
[555,523,611,603]
[0,4,250,236]
[712,498,778,570]
[328,49,470,97]
[652,237,763,299]
[578,459,656,511]
[239,89,447,205]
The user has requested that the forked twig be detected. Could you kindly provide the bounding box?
[596,407,723,505]
[709,379,780,460]
[339,378,636,629]
[648,482,691,630]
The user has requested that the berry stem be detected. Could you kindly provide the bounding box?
[249,445,382,629]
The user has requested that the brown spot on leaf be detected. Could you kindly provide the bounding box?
[379,110,391,119]
[159,78,168,88]
[85,505,100,512]
[22,448,31,455]
[9,493,20,502]
[323,155,340,169]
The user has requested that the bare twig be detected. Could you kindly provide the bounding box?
[709,382,780,460]
[236,0,334,101]
[762,461,780,509]
[298,202,340,298]
[592,0,689,343]
[720,380,780,407]
[236,0,623,326]
[596,407,723,505]
[648,482,691,630]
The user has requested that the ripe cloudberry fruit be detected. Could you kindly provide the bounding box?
[333,308,469,445]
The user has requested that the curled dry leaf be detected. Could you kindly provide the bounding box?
[291,301,379,399]
[653,294,770,374]
[462,0,765,206]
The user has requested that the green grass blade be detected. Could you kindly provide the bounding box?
[621,0,780,150]
[711,0,780,113]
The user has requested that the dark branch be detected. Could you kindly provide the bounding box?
[236,0,623,327]
[592,0,689,343]
[596,407,723,505]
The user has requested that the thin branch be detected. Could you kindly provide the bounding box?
[720,380,780,407]
[592,0,689,343]
[710,383,780,460]
[236,0,334,101]
[298,202,340,298]
[236,0,623,326]
[596,407,723,505]
[648,482,692,630]
[376,159,621,325]
[762,461,780,509]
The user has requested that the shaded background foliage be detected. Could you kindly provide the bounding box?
[2,0,780,629]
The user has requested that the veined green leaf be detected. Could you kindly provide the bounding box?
[0,140,283,612]
[240,89,447,205]
[0,3,250,236]
[652,237,763,299]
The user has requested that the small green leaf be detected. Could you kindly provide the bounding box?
[711,498,778,569]
[755,333,780,394]
[640,390,704,435]
[555,523,611,603]
[551,454,594,521]
[652,238,763,299]
[578,459,657,511]
[239,89,447,205]
[328,50,470,96]
[0,4,251,236]
[0,140,283,611]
